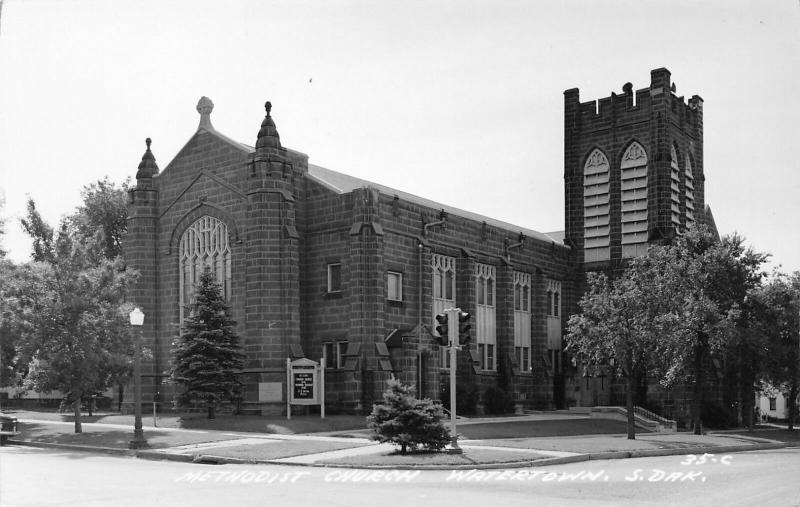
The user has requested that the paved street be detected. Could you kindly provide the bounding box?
[2,446,798,506]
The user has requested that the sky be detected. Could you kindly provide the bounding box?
[1,0,799,273]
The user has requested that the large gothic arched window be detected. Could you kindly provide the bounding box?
[179,216,231,323]
[670,145,682,226]
[583,149,610,262]
[620,142,648,258]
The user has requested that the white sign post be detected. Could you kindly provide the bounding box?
[286,357,325,420]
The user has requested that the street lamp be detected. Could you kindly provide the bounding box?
[129,307,149,449]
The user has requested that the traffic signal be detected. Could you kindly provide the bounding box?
[435,313,449,346]
[458,311,471,345]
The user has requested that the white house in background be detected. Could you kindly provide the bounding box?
[756,387,798,421]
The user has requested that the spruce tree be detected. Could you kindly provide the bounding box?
[367,378,451,454]
[170,270,245,418]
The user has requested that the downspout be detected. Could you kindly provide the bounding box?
[504,232,526,263]
[419,209,447,397]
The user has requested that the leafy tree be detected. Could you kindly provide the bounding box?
[14,231,136,433]
[0,260,29,389]
[754,272,800,430]
[67,177,130,260]
[169,270,245,419]
[567,227,767,435]
[367,378,451,454]
[0,192,7,258]
[566,270,674,439]
[650,229,766,433]
[20,198,54,263]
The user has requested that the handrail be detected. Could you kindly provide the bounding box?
[633,405,675,426]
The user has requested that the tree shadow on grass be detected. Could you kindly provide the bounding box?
[459,418,643,439]
[14,422,220,451]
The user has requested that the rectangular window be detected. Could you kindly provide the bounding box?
[769,397,777,411]
[444,270,453,300]
[546,280,563,351]
[515,346,530,372]
[522,286,529,312]
[323,341,348,369]
[387,271,402,301]
[548,289,561,317]
[327,263,342,293]
[513,271,532,373]
[476,264,496,371]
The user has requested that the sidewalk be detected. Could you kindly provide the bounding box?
[4,412,794,470]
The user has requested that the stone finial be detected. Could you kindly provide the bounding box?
[255,100,282,151]
[197,96,214,130]
[136,137,159,179]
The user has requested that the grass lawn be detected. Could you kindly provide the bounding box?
[321,447,550,467]
[16,421,234,449]
[6,408,367,435]
[457,418,639,439]
[200,440,372,461]
[726,429,800,444]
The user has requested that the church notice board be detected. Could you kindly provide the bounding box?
[286,357,326,419]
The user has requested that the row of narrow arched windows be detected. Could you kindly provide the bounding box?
[582,142,694,261]
[179,216,232,324]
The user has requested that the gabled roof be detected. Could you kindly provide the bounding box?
[159,97,565,248]
[704,204,719,240]
[307,163,565,246]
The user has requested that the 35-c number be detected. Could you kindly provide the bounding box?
[681,454,732,466]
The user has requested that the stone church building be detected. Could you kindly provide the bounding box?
[125,67,713,415]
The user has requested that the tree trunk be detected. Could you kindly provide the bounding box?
[789,382,798,432]
[735,351,743,428]
[742,365,755,432]
[626,374,636,440]
[692,338,706,435]
[208,403,216,420]
[73,390,83,434]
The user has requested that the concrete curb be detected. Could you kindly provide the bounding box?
[136,451,195,463]
[586,442,788,461]
[285,441,790,470]
[8,439,136,457]
[5,439,789,471]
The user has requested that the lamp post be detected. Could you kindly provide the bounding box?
[129,307,149,449]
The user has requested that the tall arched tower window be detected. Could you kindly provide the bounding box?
[583,149,610,262]
[685,155,695,226]
[670,145,682,226]
[179,216,232,323]
[620,142,648,258]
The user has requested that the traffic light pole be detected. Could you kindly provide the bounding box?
[446,307,462,454]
